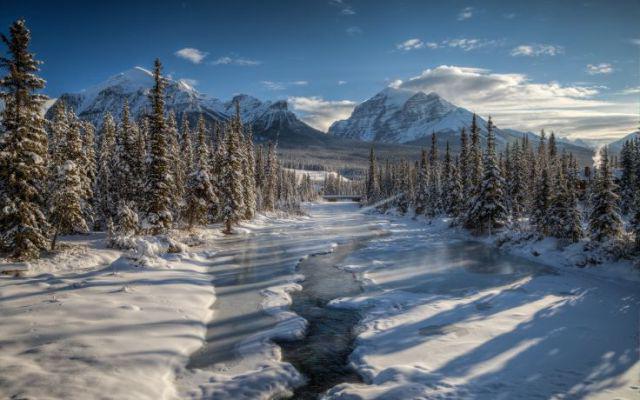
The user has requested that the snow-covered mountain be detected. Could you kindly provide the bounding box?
[47,67,330,147]
[329,87,481,143]
[607,131,639,154]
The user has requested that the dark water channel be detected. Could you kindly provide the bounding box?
[276,241,366,399]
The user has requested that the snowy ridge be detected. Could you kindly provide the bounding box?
[330,87,509,145]
[48,68,319,142]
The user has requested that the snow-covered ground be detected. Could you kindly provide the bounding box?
[325,212,640,399]
[1,203,638,400]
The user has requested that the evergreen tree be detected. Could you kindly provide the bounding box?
[469,114,483,192]
[464,117,508,233]
[241,129,257,220]
[263,142,278,211]
[589,147,623,242]
[184,115,217,228]
[144,59,173,234]
[459,127,471,196]
[0,20,51,259]
[365,146,380,204]
[166,112,183,215]
[80,120,96,228]
[220,123,245,233]
[532,166,552,235]
[414,149,428,215]
[96,113,117,228]
[619,139,637,214]
[447,156,465,217]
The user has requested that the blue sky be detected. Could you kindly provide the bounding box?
[2,0,638,139]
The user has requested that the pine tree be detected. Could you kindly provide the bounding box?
[365,146,380,204]
[144,59,173,234]
[241,129,257,220]
[448,156,465,217]
[426,133,441,217]
[184,115,217,228]
[179,115,193,212]
[459,127,471,196]
[0,20,51,259]
[81,120,96,228]
[589,147,623,242]
[220,123,245,233]
[48,109,89,250]
[532,166,552,235]
[263,142,278,211]
[166,112,183,216]
[96,113,117,228]
[469,114,484,193]
[414,149,428,215]
[619,139,637,214]
[464,117,508,233]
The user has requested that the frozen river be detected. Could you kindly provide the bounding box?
[188,202,640,399]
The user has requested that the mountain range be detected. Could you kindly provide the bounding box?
[47,66,602,166]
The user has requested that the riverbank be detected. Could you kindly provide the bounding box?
[323,211,640,399]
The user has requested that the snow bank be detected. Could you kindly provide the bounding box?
[324,212,640,400]
[0,234,215,400]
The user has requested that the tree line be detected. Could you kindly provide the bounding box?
[0,20,316,261]
[364,114,640,255]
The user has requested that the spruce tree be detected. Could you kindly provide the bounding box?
[365,146,380,204]
[81,120,96,228]
[469,114,483,192]
[220,123,245,233]
[589,147,623,242]
[464,117,508,233]
[48,109,89,249]
[414,149,428,215]
[426,132,441,217]
[263,142,278,211]
[144,59,173,234]
[96,113,117,229]
[459,127,470,196]
[184,115,217,228]
[241,129,257,220]
[0,20,51,259]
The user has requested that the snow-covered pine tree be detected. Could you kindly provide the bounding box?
[81,120,97,229]
[507,140,527,222]
[365,146,380,205]
[441,142,456,215]
[242,129,257,220]
[547,165,582,242]
[184,115,217,228]
[448,156,465,218]
[0,20,51,259]
[469,114,484,193]
[619,139,637,214]
[48,111,89,250]
[144,59,173,234]
[426,133,441,217]
[179,115,193,209]
[414,149,428,215]
[96,114,117,228]
[589,147,623,242]
[166,112,183,216]
[459,127,471,196]
[532,166,552,236]
[109,201,139,249]
[464,117,508,234]
[263,142,278,211]
[220,123,245,233]
[395,160,410,215]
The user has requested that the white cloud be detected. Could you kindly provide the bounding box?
[212,56,261,66]
[338,80,347,85]
[618,86,640,95]
[586,63,613,75]
[261,80,309,91]
[393,65,636,139]
[629,38,640,46]
[444,38,501,51]
[457,7,474,20]
[289,96,357,132]
[174,47,208,64]
[396,38,425,51]
[511,44,564,57]
[330,0,356,15]
[346,26,362,36]
[503,13,516,19]
[261,81,286,91]
[425,42,440,49]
